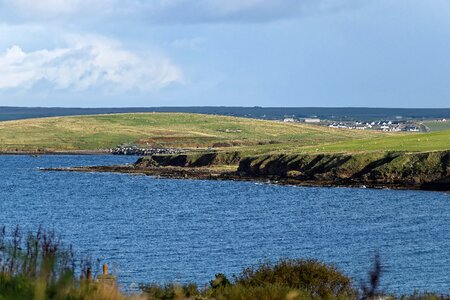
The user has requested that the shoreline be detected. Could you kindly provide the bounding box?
[41,165,450,193]
[1,149,446,192]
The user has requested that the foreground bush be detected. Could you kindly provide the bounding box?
[235,259,355,299]
[0,226,144,300]
[141,260,355,300]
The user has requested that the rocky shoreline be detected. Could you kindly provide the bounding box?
[37,148,450,192]
[43,162,450,192]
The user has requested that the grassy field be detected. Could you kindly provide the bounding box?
[0,113,448,153]
[292,129,450,154]
[0,113,381,151]
[422,120,450,132]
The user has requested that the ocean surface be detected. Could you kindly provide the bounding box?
[0,155,449,294]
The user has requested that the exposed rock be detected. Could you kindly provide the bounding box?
[135,151,242,167]
[238,151,450,191]
[44,150,450,191]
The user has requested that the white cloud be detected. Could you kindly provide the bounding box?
[0,35,183,91]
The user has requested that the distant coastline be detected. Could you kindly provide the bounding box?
[2,106,450,122]
[1,112,448,192]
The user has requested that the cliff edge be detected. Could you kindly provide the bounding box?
[238,151,450,191]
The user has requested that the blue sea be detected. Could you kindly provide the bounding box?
[0,155,449,294]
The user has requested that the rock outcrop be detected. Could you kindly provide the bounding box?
[135,151,242,168]
[238,151,450,191]
[131,150,450,190]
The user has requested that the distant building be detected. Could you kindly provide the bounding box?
[283,118,296,123]
[404,126,420,132]
[304,118,321,123]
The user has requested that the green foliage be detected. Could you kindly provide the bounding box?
[0,274,34,300]
[140,259,356,300]
[211,284,311,300]
[210,273,231,290]
[234,259,355,299]
[0,226,131,300]
[140,283,185,300]
[0,226,78,300]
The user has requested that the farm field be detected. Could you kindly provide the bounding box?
[422,120,450,132]
[291,129,450,154]
[0,113,448,154]
[0,113,381,152]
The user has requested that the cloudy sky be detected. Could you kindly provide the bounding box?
[0,0,449,107]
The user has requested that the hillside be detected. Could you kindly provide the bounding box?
[422,120,450,132]
[294,129,450,154]
[0,112,448,155]
[0,113,382,152]
[11,112,447,191]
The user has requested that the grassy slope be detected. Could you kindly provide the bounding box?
[422,121,450,132]
[0,112,448,154]
[0,113,381,151]
[293,129,450,154]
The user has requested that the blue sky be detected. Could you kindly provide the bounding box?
[0,0,449,108]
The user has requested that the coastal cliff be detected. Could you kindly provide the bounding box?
[136,150,450,191]
[136,151,242,167]
[238,151,450,190]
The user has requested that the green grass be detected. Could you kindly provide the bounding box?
[0,113,381,151]
[293,130,450,154]
[422,121,450,132]
[0,113,448,154]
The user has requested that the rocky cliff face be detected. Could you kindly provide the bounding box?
[238,151,450,190]
[135,151,242,168]
[134,150,450,190]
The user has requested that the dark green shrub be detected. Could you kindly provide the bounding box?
[210,273,231,290]
[141,283,199,300]
[0,274,34,300]
[235,259,355,299]
[213,284,310,300]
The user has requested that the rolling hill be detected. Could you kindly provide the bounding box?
[0,113,382,152]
